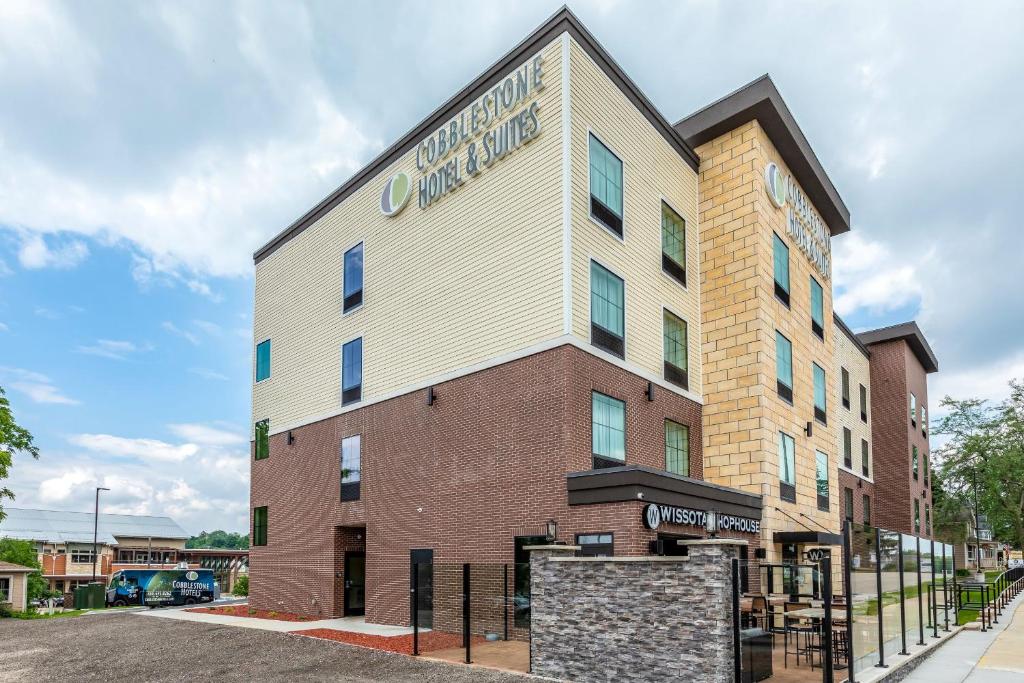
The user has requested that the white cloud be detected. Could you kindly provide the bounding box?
[831,233,929,317]
[17,233,89,270]
[33,306,60,320]
[191,319,222,336]
[167,423,245,447]
[69,433,198,462]
[161,321,200,346]
[188,367,230,381]
[0,257,12,277]
[38,467,97,503]
[76,338,147,360]
[0,366,78,405]
[0,322,8,333]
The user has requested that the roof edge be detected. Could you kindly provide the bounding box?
[833,313,871,359]
[253,6,699,264]
[673,74,851,236]
[857,321,939,373]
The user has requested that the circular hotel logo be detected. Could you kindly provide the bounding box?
[643,503,662,530]
[764,162,787,209]
[380,172,412,216]
[186,571,199,581]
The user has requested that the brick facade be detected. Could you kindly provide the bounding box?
[249,344,756,623]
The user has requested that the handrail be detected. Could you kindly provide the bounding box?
[955,567,1024,629]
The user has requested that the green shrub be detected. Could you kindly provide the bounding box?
[0,603,13,619]
[233,575,249,596]
[956,569,970,577]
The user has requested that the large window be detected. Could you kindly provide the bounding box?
[663,310,688,390]
[813,363,827,424]
[860,384,868,422]
[810,275,824,339]
[923,453,929,486]
[922,405,928,436]
[70,546,95,564]
[773,233,790,306]
[576,533,614,557]
[912,445,919,479]
[843,428,852,469]
[861,439,870,477]
[253,506,268,546]
[776,331,793,403]
[343,242,364,313]
[914,499,921,533]
[0,577,9,602]
[841,367,850,409]
[665,420,689,476]
[592,392,626,469]
[863,495,872,528]
[778,431,796,503]
[589,134,623,236]
[254,419,269,460]
[661,202,686,285]
[926,505,931,535]
[910,393,917,426]
[342,338,363,405]
[815,450,829,512]
[341,435,361,502]
[844,488,854,523]
[255,339,271,382]
[590,261,625,358]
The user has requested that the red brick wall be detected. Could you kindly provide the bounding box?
[249,344,726,623]
[838,469,875,529]
[865,339,932,538]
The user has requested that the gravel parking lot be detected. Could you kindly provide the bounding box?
[0,611,529,682]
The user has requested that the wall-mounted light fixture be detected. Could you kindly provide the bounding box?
[857,479,863,488]
[545,519,558,542]
[705,510,720,538]
[287,431,295,445]
[804,421,813,437]
[646,382,655,401]
[426,386,436,405]
[754,548,767,559]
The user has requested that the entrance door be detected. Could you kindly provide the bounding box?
[410,549,433,629]
[344,552,365,616]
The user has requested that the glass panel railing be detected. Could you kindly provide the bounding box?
[849,525,881,673]
[879,529,903,658]
[922,539,936,634]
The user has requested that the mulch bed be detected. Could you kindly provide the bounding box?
[293,629,485,655]
[185,605,315,622]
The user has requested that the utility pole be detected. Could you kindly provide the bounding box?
[973,467,983,581]
[92,487,110,583]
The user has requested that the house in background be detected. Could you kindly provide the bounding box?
[0,560,34,612]
[953,513,1005,572]
[0,508,248,593]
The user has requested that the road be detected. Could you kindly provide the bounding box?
[0,610,527,682]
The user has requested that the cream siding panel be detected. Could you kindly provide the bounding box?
[253,39,565,432]
[566,39,702,399]
[834,323,873,479]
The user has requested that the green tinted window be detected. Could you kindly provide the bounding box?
[776,332,793,388]
[253,506,268,546]
[813,363,827,413]
[254,419,269,460]
[778,431,796,486]
[589,135,623,218]
[661,202,685,267]
[815,451,829,498]
[255,340,271,382]
[663,310,687,370]
[590,261,624,337]
[592,392,626,463]
[810,276,824,327]
[665,420,689,476]
[773,233,790,294]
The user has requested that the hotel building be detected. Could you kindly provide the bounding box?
[249,7,938,622]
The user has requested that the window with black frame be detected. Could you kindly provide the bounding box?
[809,275,824,339]
[343,242,363,313]
[661,202,686,285]
[860,383,868,422]
[841,367,850,408]
[862,494,871,528]
[776,331,793,403]
[576,533,613,557]
[590,261,625,358]
[844,488,854,523]
[843,427,852,469]
[815,450,829,511]
[812,362,827,424]
[253,506,268,546]
[340,435,361,502]
[862,438,870,477]
[254,419,270,460]
[778,431,796,503]
[592,391,626,469]
[341,337,363,405]
[589,134,623,237]
[662,309,688,390]
[773,232,790,306]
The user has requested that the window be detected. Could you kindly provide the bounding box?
[661,202,686,285]
[592,392,626,469]
[343,242,364,313]
[0,577,9,602]
[590,261,625,358]
[843,428,852,469]
[255,339,271,383]
[841,368,850,409]
[342,337,363,405]
[576,533,614,557]
[665,420,689,476]
[778,431,796,503]
[863,495,872,528]
[922,405,928,437]
[663,310,688,389]
[815,451,829,512]
[810,276,824,339]
[813,363,827,424]
[844,488,854,523]
[910,393,917,426]
[861,439,870,477]
[914,499,921,533]
[912,445,919,479]
[340,435,361,502]
[70,546,95,564]
[589,134,623,236]
[923,453,929,486]
[926,505,931,535]
[776,331,793,403]
[773,233,790,306]
[860,384,868,422]
[253,506,268,546]
[254,419,269,460]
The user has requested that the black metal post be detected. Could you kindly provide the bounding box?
[951,547,958,624]
[843,520,856,683]
[731,558,741,683]
[503,563,509,641]
[897,536,908,655]
[91,487,109,583]
[463,563,471,664]
[412,563,419,656]
[874,529,887,667]
[921,540,929,647]
[823,557,834,683]
[943,549,950,632]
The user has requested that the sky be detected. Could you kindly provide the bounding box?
[1,1,1022,534]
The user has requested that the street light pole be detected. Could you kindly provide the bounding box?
[92,487,110,583]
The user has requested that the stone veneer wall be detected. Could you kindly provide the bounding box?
[529,542,740,682]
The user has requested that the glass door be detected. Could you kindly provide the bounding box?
[344,552,365,616]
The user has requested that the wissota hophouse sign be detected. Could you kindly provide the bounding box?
[380,53,545,217]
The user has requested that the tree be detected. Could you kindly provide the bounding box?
[0,386,40,523]
[935,379,1024,551]
[0,537,49,601]
[186,530,249,549]
[232,574,248,596]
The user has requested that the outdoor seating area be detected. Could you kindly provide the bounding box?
[740,594,849,682]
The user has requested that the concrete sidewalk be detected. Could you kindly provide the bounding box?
[903,591,1024,683]
[135,606,415,636]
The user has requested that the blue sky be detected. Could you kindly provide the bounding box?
[2,1,1023,533]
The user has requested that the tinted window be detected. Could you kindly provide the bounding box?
[342,338,363,405]
[343,243,364,312]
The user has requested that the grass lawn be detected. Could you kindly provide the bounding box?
[7,609,90,620]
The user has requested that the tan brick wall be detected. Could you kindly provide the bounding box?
[834,321,873,481]
[697,121,839,562]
